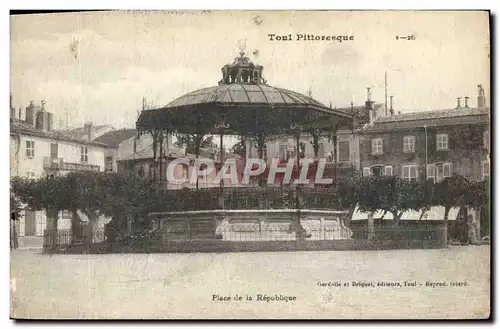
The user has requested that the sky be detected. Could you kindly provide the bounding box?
[10,10,490,130]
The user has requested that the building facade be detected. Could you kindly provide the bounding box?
[10,100,109,248]
[244,87,390,182]
[359,93,489,183]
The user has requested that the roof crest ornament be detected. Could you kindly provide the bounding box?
[218,39,266,85]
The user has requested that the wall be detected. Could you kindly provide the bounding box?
[247,135,335,161]
[12,134,106,179]
[10,135,20,177]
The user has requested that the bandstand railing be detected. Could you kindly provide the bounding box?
[146,184,353,213]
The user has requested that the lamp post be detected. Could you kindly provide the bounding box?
[215,116,230,208]
[290,123,306,241]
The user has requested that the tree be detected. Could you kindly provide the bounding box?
[431,174,469,242]
[463,178,489,211]
[432,175,469,221]
[11,176,72,250]
[11,172,157,247]
[10,183,24,249]
[355,176,428,228]
[64,171,158,245]
[230,136,247,158]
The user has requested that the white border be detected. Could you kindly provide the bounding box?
[2,3,497,328]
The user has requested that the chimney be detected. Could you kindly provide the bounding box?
[464,96,469,108]
[456,97,462,109]
[477,84,485,107]
[25,101,37,126]
[10,94,15,118]
[84,123,93,140]
[47,112,53,132]
[41,100,46,110]
[365,87,375,123]
[389,96,394,116]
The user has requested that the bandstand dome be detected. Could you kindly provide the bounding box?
[166,84,327,108]
[136,49,352,136]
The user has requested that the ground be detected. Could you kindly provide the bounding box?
[10,246,490,319]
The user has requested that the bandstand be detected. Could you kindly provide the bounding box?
[136,48,355,246]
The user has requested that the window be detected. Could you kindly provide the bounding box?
[427,164,436,183]
[363,166,390,177]
[384,166,393,176]
[402,164,418,181]
[26,140,35,158]
[482,161,490,180]
[430,163,452,183]
[443,163,451,179]
[137,166,145,178]
[436,134,449,150]
[371,138,383,155]
[105,156,113,172]
[483,130,489,149]
[26,171,36,180]
[371,166,384,177]
[50,143,58,158]
[80,147,88,162]
[338,140,350,162]
[403,136,416,153]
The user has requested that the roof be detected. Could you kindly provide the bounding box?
[336,103,385,121]
[118,145,236,163]
[10,119,109,147]
[63,124,114,140]
[94,129,137,147]
[118,146,186,161]
[375,106,489,123]
[363,107,489,132]
[166,84,327,108]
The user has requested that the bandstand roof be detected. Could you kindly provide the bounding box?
[166,84,326,108]
[136,50,353,137]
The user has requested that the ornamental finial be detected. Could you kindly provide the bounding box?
[237,38,247,56]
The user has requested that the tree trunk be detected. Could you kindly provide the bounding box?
[85,214,98,248]
[443,206,450,244]
[45,207,59,250]
[240,136,247,160]
[392,211,402,227]
[344,205,356,228]
[10,220,18,250]
[71,210,82,245]
[312,132,319,158]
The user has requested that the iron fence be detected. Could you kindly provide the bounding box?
[43,221,445,252]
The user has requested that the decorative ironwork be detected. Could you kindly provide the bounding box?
[218,42,266,85]
[43,157,100,172]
